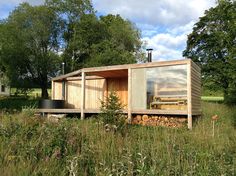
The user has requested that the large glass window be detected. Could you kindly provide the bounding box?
[146,65,187,110]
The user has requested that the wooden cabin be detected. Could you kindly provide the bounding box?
[49,59,201,129]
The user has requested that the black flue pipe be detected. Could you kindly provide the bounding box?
[146,48,153,62]
[62,62,65,100]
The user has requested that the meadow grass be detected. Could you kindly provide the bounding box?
[0,96,38,112]
[10,88,51,98]
[201,96,224,102]
[0,102,235,175]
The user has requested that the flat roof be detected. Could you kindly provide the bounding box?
[52,59,192,81]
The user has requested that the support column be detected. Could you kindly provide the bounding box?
[51,81,54,99]
[187,61,192,129]
[128,68,132,123]
[62,81,65,100]
[81,71,85,120]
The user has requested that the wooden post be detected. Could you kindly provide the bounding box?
[187,61,192,129]
[62,81,65,100]
[81,71,85,120]
[128,68,132,123]
[51,81,54,99]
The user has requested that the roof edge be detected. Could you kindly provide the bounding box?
[52,58,191,81]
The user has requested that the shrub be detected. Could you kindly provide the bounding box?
[99,91,127,133]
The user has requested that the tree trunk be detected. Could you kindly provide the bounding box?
[40,71,49,99]
[41,86,49,99]
[41,76,49,99]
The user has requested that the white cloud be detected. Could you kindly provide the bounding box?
[0,0,44,6]
[93,0,216,61]
[167,21,195,35]
[0,0,45,20]
[93,0,216,27]
[142,27,190,61]
[0,0,216,61]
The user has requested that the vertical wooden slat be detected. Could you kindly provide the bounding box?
[62,80,65,100]
[81,72,85,119]
[51,81,54,99]
[128,68,132,122]
[187,61,192,129]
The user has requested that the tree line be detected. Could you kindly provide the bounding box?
[183,0,236,104]
[0,0,235,105]
[0,0,144,98]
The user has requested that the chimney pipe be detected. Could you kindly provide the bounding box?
[62,62,65,75]
[62,62,65,100]
[146,48,153,62]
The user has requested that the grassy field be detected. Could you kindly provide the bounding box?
[0,101,235,175]
[0,96,38,112]
[201,96,224,102]
[10,88,51,98]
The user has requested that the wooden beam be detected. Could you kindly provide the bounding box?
[128,68,132,122]
[52,70,81,81]
[52,59,190,81]
[81,71,85,119]
[83,59,190,73]
[65,76,103,81]
[131,109,188,115]
[187,61,192,129]
[36,108,188,115]
[51,81,54,99]
[62,81,65,100]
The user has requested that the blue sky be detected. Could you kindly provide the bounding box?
[0,0,216,61]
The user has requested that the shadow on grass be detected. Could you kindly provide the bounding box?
[0,96,39,112]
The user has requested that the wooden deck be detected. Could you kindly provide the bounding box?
[36,108,188,115]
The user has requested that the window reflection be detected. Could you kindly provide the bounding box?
[147,65,187,110]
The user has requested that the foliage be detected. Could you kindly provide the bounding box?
[0,102,235,175]
[0,3,62,98]
[85,14,143,67]
[45,0,94,72]
[46,0,144,72]
[0,0,144,97]
[0,96,38,112]
[183,0,236,104]
[63,13,144,71]
[99,91,127,134]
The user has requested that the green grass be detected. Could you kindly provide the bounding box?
[0,96,38,112]
[0,102,235,175]
[10,88,51,98]
[201,96,224,102]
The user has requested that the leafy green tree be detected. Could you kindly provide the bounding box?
[45,0,94,72]
[183,0,236,103]
[85,14,143,67]
[65,14,144,69]
[46,0,144,71]
[0,3,62,98]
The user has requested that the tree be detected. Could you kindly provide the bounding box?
[46,0,143,71]
[183,0,236,103]
[0,3,62,98]
[85,14,143,67]
[63,14,144,70]
[45,0,94,72]
[100,91,127,134]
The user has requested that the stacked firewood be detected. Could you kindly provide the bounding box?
[131,115,187,127]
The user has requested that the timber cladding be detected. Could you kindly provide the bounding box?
[53,78,128,109]
[191,62,201,115]
[53,81,62,100]
[107,78,128,109]
[53,78,106,109]
[51,59,201,129]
